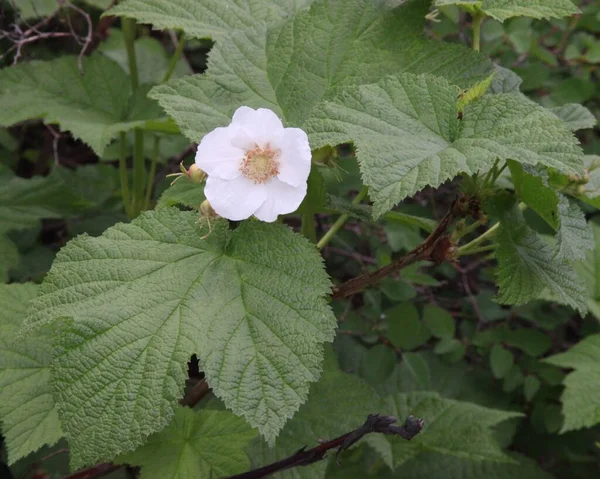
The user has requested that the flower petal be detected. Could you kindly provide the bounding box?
[253,178,307,222]
[231,106,285,146]
[205,176,266,221]
[195,127,244,180]
[277,127,312,187]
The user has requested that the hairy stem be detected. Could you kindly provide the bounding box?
[301,212,318,243]
[317,186,368,250]
[119,132,132,218]
[162,32,186,83]
[143,136,160,210]
[472,12,484,52]
[121,18,139,88]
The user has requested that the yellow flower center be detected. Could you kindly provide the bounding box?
[239,143,280,184]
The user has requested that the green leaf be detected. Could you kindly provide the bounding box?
[504,328,551,357]
[0,168,91,234]
[490,345,514,379]
[0,235,19,282]
[0,284,63,464]
[24,209,336,468]
[386,303,431,351]
[394,451,554,479]
[117,408,257,478]
[554,194,594,262]
[386,392,521,466]
[106,0,311,39]
[251,349,383,479]
[308,74,583,217]
[480,0,580,22]
[508,162,593,261]
[550,104,597,131]
[523,376,541,401]
[422,305,455,339]
[576,219,600,320]
[494,202,587,314]
[11,0,58,20]
[98,29,192,85]
[545,334,600,432]
[384,211,438,233]
[149,0,492,142]
[157,177,206,209]
[0,54,164,155]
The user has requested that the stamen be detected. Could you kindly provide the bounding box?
[239,143,281,184]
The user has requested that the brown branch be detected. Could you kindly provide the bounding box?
[332,197,471,299]
[62,463,121,479]
[225,414,424,479]
[179,379,210,407]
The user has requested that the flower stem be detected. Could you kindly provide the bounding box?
[301,212,317,243]
[123,18,145,216]
[162,32,186,83]
[143,136,160,211]
[317,186,369,250]
[472,12,484,52]
[122,18,139,88]
[457,202,527,256]
[119,132,132,218]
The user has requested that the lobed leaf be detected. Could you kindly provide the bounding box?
[434,0,580,21]
[0,54,164,155]
[0,283,63,464]
[117,408,257,478]
[24,209,336,468]
[308,74,583,217]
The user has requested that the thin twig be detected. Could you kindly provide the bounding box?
[64,1,93,73]
[62,463,122,479]
[225,414,424,479]
[332,197,471,299]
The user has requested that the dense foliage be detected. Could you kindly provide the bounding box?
[0,0,599,478]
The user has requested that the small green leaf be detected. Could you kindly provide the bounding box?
[502,365,524,392]
[422,305,455,339]
[157,177,206,209]
[505,328,551,357]
[386,392,521,466]
[386,303,431,351]
[117,408,257,478]
[24,210,336,467]
[523,376,541,401]
[481,0,580,21]
[0,55,164,155]
[490,345,514,379]
[545,334,600,432]
[0,284,63,464]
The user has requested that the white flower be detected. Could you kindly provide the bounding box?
[195,106,311,222]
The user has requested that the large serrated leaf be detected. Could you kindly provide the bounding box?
[550,104,597,132]
[106,0,311,39]
[23,209,336,468]
[308,75,583,217]
[149,0,492,143]
[117,408,257,478]
[0,283,63,464]
[386,392,521,466]
[495,203,587,314]
[0,54,164,155]
[545,334,600,432]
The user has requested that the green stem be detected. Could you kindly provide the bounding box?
[122,17,145,216]
[301,212,317,243]
[472,12,484,52]
[457,202,527,255]
[489,161,508,184]
[119,132,132,218]
[122,18,139,88]
[317,186,368,250]
[162,32,186,83]
[143,136,160,210]
[458,243,496,257]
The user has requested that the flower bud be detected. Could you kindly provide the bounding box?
[188,164,207,184]
[200,199,217,218]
